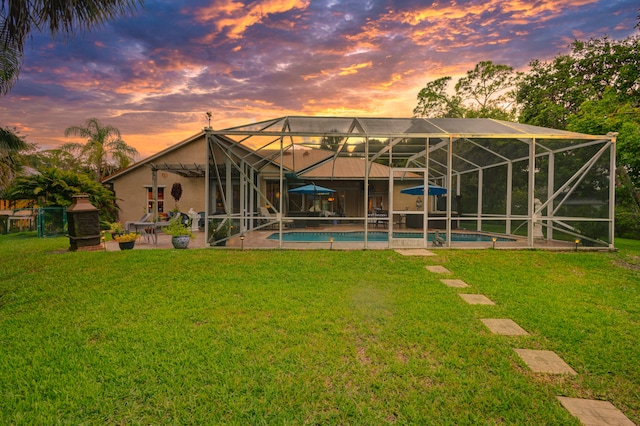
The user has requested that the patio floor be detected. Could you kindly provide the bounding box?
[103,224,604,251]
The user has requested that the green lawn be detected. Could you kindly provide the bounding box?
[1,233,638,424]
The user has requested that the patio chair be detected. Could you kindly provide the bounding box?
[433,230,445,247]
[197,211,205,230]
[124,213,153,233]
[259,207,294,229]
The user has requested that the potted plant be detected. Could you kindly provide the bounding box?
[208,219,231,246]
[114,232,138,250]
[109,221,124,239]
[163,219,194,249]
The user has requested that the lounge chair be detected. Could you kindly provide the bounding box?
[259,207,293,229]
[124,213,153,233]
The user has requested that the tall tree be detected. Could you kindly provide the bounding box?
[0,0,141,95]
[414,61,520,120]
[517,35,640,129]
[0,124,28,192]
[64,118,138,181]
[413,77,464,118]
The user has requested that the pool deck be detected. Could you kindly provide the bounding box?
[104,224,605,251]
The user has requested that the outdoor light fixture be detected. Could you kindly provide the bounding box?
[575,239,580,251]
[492,236,497,250]
[240,235,245,251]
[101,231,106,251]
[329,237,334,250]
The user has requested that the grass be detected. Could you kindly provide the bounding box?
[0,232,638,424]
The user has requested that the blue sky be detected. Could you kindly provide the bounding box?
[0,0,637,157]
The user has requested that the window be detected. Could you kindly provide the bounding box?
[146,186,165,213]
[266,181,280,210]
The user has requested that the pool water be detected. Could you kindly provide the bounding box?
[267,231,515,243]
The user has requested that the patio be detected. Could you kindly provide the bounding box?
[104,223,597,251]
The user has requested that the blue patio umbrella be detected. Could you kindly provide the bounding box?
[288,183,336,195]
[400,184,447,196]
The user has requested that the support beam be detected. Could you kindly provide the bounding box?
[547,152,554,241]
[506,162,512,235]
[527,139,536,248]
[446,136,453,248]
[608,135,617,248]
[477,169,483,232]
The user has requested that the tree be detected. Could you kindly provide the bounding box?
[413,77,464,118]
[1,0,141,95]
[455,61,521,120]
[414,61,520,120]
[0,125,28,192]
[6,167,118,223]
[64,118,138,181]
[517,36,640,129]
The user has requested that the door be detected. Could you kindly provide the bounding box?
[389,168,429,248]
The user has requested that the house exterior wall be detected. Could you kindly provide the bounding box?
[109,136,206,224]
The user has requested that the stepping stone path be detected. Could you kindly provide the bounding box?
[481,318,529,336]
[411,250,634,424]
[425,265,451,274]
[513,349,577,375]
[458,293,495,305]
[440,279,469,288]
[556,397,635,426]
[394,249,436,256]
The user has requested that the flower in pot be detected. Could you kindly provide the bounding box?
[109,221,125,239]
[114,232,139,250]
[163,220,194,249]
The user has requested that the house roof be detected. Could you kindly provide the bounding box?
[102,132,206,183]
[213,116,609,139]
[104,117,613,183]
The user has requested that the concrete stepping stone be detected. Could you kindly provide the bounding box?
[440,279,469,288]
[395,249,436,256]
[513,349,577,375]
[557,397,635,426]
[481,318,529,335]
[458,294,495,305]
[425,265,451,274]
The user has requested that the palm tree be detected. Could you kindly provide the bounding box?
[64,118,138,181]
[0,125,28,192]
[1,0,141,95]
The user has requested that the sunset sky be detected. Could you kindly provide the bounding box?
[0,0,637,158]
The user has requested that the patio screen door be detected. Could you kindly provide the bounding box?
[389,168,430,248]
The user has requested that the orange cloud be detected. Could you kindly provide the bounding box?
[195,0,310,39]
[362,0,600,53]
[338,61,373,76]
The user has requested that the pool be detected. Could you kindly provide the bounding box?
[267,231,515,243]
